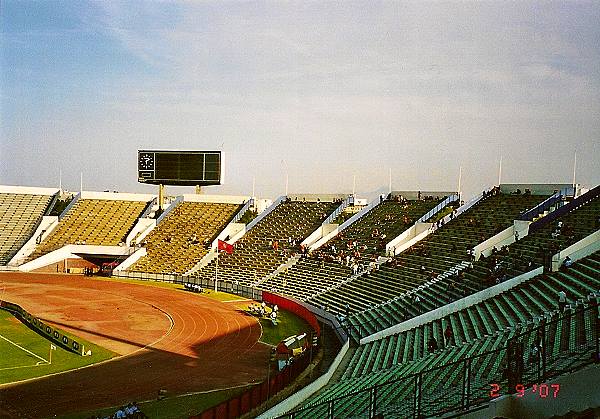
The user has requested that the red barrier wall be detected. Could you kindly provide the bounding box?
[262,291,321,336]
[190,354,311,419]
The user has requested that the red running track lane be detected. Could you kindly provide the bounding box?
[0,273,269,418]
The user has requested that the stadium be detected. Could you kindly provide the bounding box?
[1,172,599,419]
[2,2,600,419]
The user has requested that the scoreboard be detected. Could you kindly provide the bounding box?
[138,150,222,186]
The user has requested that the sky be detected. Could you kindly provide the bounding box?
[1,1,599,201]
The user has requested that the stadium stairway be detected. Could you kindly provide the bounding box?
[294,252,600,418]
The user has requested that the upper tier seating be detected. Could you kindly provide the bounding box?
[192,200,338,285]
[27,199,148,260]
[0,193,54,264]
[298,252,600,417]
[259,198,446,300]
[308,191,547,317]
[128,201,242,274]
[347,192,600,338]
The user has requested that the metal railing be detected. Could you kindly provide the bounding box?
[529,185,600,235]
[417,194,460,223]
[282,300,599,418]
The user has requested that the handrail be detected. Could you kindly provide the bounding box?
[139,197,157,219]
[416,194,460,223]
[322,195,353,225]
[529,184,600,234]
[338,197,382,234]
[231,197,254,224]
[58,192,81,220]
[518,186,574,221]
[155,195,183,224]
[246,196,285,231]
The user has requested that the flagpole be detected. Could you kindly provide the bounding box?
[49,344,52,364]
[215,249,218,292]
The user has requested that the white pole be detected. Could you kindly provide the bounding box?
[388,168,392,194]
[59,168,62,192]
[498,155,502,186]
[214,250,218,292]
[352,175,356,196]
[457,166,463,197]
[80,172,83,193]
[572,151,577,191]
[285,173,289,196]
[252,176,256,198]
[49,345,52,364]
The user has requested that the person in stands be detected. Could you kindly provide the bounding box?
[444,323,454,347]
[557,290,567,312]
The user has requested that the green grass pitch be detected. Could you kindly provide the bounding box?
[0,309,116,385]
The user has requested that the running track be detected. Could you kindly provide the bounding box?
[0,273,269,418]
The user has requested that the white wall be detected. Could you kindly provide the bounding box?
[19,245,135,272]
[474,220,531,259]
[181,194,250,204]
[257,338,350,419]
[0,185,59,195]
[114,247,147,271]
[386,223,432,255]
[126,218,156,246]
[552,230,600,271]
[80,190,155,202]
[7,216,59,266]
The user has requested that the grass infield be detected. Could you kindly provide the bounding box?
[0,309,116,385]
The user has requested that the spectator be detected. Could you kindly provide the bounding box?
[444,323,454,346]
[427,336,438,353]
[562,256,573,270]
[558,290,567,312]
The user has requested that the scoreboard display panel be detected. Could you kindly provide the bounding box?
[138,150,221,186]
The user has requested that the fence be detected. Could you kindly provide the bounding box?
[283,300,599,418]
[112,270,264,300]
[192,346,313,419]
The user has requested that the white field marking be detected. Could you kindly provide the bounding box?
[0,363,44,371]
[0,334,49,364]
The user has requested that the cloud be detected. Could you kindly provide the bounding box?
[2,1,599,198]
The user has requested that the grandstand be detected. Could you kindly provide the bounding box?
[308,189,548,318]
[127,200,243,274]
[26,195,150,262]
[192,198,339,285]
[2,182,598,419]
[0,186,57,265]
[259,194,452,300]
[289,251,599,418]
[345,187,600,338]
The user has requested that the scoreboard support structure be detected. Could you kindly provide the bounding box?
[158,184,165,210]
